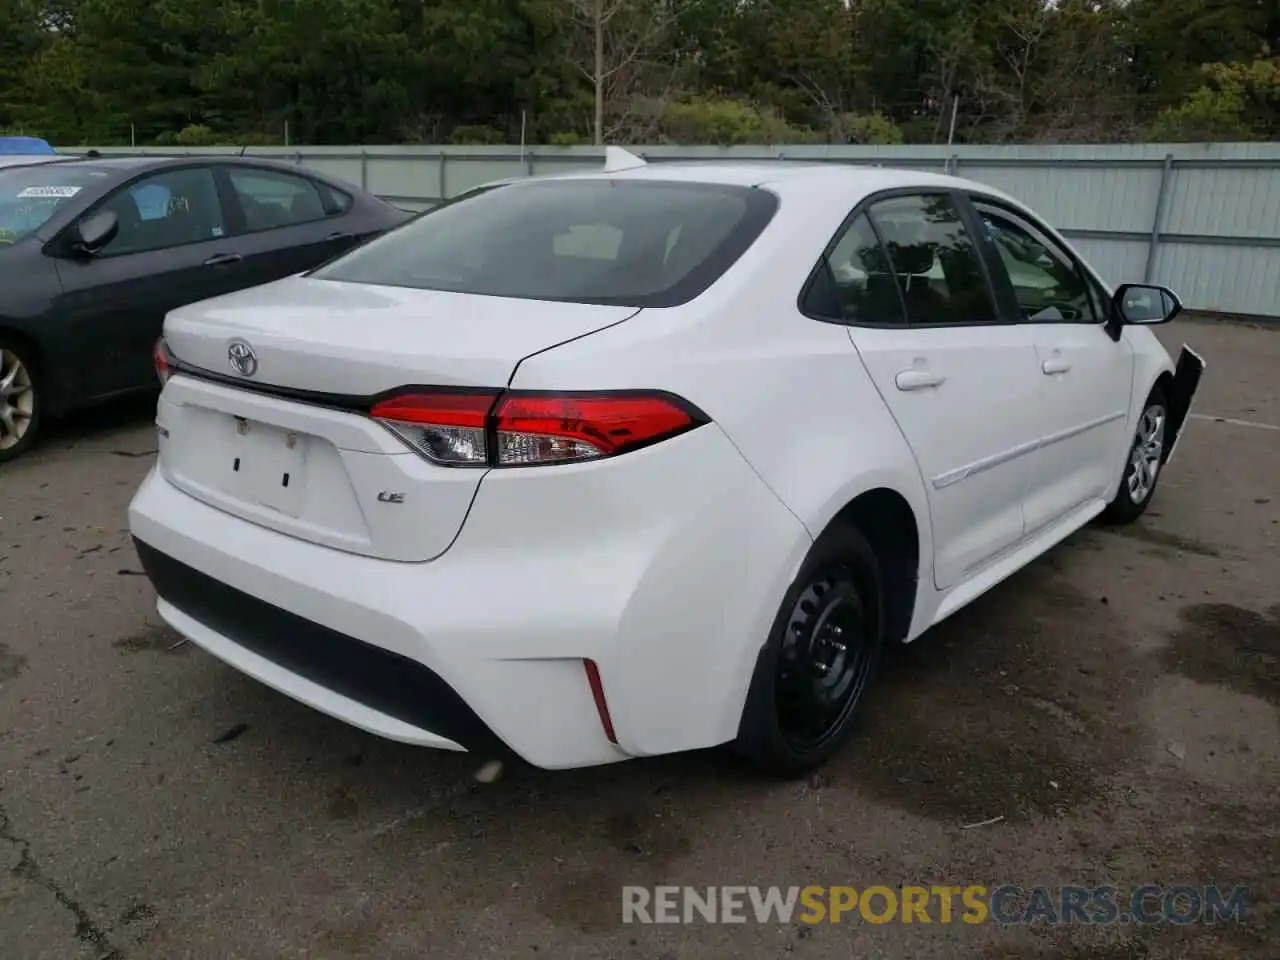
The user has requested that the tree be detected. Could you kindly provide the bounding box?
[562,0,685,144]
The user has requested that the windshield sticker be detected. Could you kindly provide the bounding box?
[16,185,82,199]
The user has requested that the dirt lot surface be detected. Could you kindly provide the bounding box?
[1,317,1277,960]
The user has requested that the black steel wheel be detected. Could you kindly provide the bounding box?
[735,522,885,775]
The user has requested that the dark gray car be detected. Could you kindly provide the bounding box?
[0,155,408,461]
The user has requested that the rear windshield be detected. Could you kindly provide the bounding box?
[312,179,779,307]
[0,164,108,242]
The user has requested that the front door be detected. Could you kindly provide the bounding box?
[968,198,1135,535]
[830,192,1045,589]
[52,166,242,398]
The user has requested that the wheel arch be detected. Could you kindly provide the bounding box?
[817,486,923,646]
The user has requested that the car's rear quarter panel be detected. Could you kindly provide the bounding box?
[507,177,936,743]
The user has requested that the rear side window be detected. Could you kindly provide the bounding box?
[229,168,330,232]
[802,212,906,325]
[867,194,999,326]
[312,179,779,307]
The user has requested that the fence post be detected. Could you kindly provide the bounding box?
[438,152,447,200]
[360,149,368,190]
[949,154,960,176]
[1144,153,1175,283]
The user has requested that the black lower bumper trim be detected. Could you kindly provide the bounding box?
[133,538,503,752]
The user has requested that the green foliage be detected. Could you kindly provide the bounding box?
[1149,55,1280,142]
[448,125,508,145]
[835,113,906,145]
[660,98,818,145]
[0,0,1274,145]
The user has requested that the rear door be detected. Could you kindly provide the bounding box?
[829,191,1044,590]
[967,196,1134,535]
[215,165,361,287]
[52,165,243,398]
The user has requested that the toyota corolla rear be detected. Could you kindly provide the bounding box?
[127,174,811,768]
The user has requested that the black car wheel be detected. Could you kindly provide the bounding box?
[734,522,884,776]
[0,336,41,463]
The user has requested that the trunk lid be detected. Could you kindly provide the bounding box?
[156,276,638,561]
[164,275,638,395]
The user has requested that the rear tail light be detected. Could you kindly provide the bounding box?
[371,390,498,466]
[154,337,174,385]
[369,389,707,467]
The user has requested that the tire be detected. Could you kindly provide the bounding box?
[0,336,41,464]
[1102,385,1168,525]
[734,522,885,777]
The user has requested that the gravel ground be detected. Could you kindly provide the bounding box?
[1,317,1277,960]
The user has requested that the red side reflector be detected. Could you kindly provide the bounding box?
[154,338,172,385]
[583,659,618,744]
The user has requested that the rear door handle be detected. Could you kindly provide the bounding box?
[325,231,354,242]
[204,252,243,267]
[895,369,946,391]
[1042,357,1072,375]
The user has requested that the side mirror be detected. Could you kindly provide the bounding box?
[70,210,119,257]
[1112,283,1182,326]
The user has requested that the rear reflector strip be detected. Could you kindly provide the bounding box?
[583,659,618,744]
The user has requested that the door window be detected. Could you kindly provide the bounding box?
[972,201,1097,323]
[228,168,330,232]
[802,212,906,325]
[866,194,1000,326]
[98,167,225,256]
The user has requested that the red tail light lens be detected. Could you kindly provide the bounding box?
[369,390,499,465]
[493,392,700,465]
[154,338,174,385]
[370,389,706,467]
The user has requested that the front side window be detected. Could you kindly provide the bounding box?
[228,168,330,232]
[99,168,225,256]
[867,193,999,326]
[972,200,1096,323]
[311,179,778,307]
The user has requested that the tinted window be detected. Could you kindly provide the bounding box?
[327,186,353,213]
[867,194,999,326]
[973,201,1096,323]
[99,167,225,256]
[0,164,112,242]
[803,212,905,325]
[229,168,329,231]
[312,179,778,307]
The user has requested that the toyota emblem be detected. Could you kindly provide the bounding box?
[227,340,258,378]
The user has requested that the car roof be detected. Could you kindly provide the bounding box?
[608,160,1000,196]
[0,155,77,169]
[495,158,1014,207]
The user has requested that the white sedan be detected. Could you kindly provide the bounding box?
[128,150,1203,773]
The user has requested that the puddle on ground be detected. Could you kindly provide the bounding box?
[0,643,28,683]
[1161,602,1279,705]
[1101,523,1223,559]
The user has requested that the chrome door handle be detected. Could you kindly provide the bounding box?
[1042,357,1072,375]
[895,369,946,391]
[204,252,243,267]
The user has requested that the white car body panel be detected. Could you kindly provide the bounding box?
[128,159,1189,769]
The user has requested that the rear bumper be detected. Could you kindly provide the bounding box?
[128,424,811,769]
